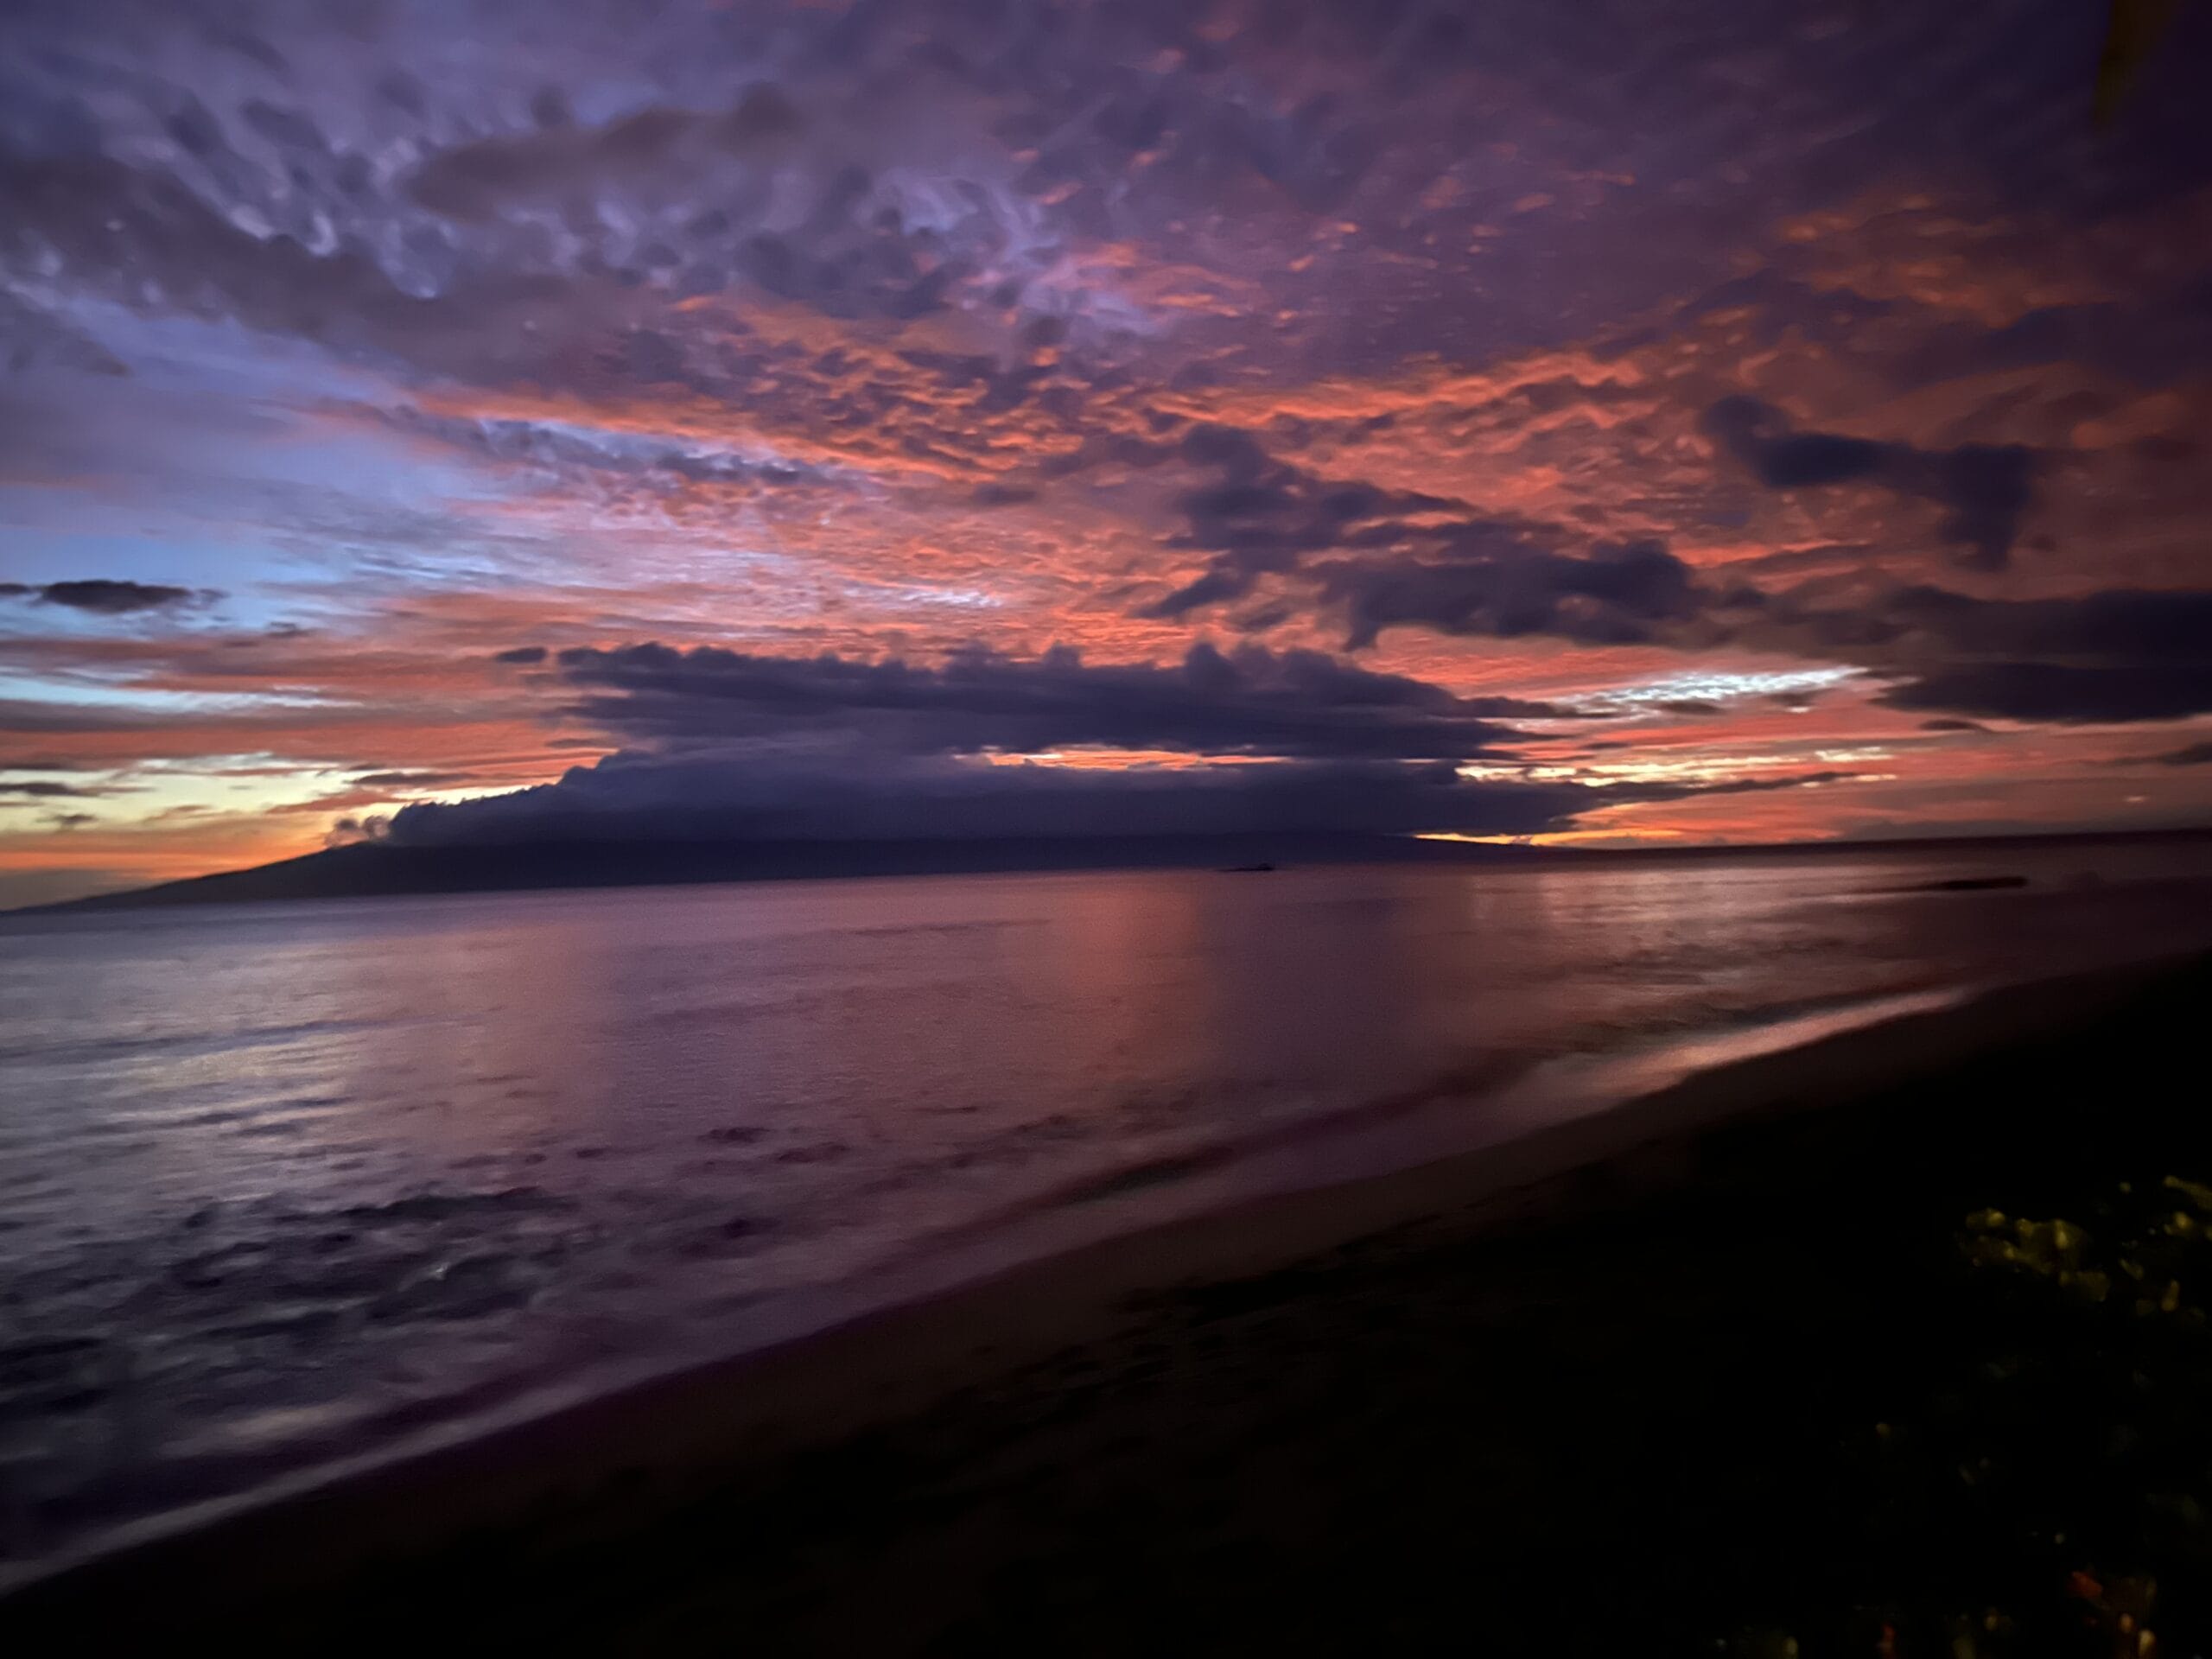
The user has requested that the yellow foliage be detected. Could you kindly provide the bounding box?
[2163,1175,2212,1211]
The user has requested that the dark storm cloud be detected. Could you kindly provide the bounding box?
[1701,397,2038,572]
[1888,585,2212,664]
[378,748,1856,850]
[0,579,206,613]
[549,640,1572,760]
[1141,426,1735,650]
[1776,583,2212,723]
[1142,425,1463,619]
[350,634,1856,850]
[1879,663,2212,724]
[493,645,549,665]
[381,754,1595,846]
[1318,537,1717,652]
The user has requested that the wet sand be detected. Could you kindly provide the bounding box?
[10,950,2212,1654]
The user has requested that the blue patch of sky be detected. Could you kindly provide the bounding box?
[1,300,567,613]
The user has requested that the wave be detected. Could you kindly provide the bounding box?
[862,981,1970,1286]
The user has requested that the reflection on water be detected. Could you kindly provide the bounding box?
[1,839,2209,1569]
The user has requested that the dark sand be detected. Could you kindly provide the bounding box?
[10,952,2212,1655]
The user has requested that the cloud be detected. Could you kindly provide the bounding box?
[1319,536,1718,652]
[547,639,1567,761]
[0,579,207,614]
[2148,741,2212,766]
[0,289,126,378]
[1739,582,2212,725]
[378,748,1854,850]
[1880,663,2212,724]
[1142,425,1465,619]
[375,410,822,495]
[1890,586,2212,664]
[0,146,445,365]
[1137,426,1737,650]
[336,635,1856,849]
[1701,397,2037,570]
[3,0,2210,880]
[381,753,1592,846]
[1866,585,2212,722]
[404,88,805,224]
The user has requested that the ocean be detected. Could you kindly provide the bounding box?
[3,839,2210,1577]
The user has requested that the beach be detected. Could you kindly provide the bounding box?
[8,947,2211,1654]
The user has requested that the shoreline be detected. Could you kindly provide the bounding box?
[0,974,1968,1591]
[0,977,1962,1589]
[7,946,2206,1643]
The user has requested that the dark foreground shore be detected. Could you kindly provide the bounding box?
[10,953,2212,1655]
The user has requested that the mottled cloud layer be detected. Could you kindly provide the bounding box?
[2,0,2209,897]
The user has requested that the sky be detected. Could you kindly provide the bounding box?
[3,0,2210,906]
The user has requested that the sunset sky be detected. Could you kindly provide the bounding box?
[3,0,2210,906]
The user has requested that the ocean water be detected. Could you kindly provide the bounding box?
[3,842,2210,1575]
